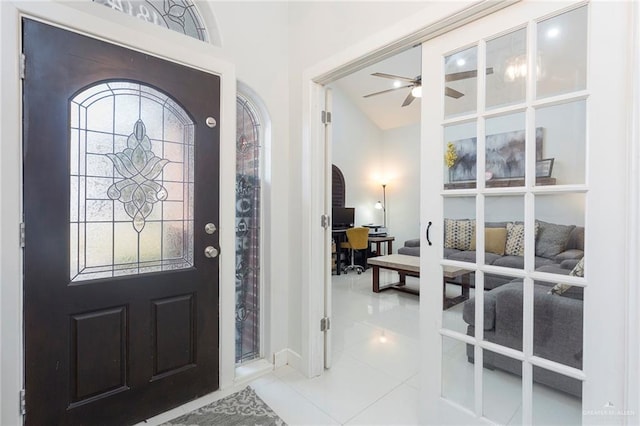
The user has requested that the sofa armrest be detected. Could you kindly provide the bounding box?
[463,281,522,330]
[553,249,584,263]
[404,238,420,248]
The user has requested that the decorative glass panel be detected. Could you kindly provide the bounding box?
[92,0,209,42]
[70,81,194,282]
[235,95,262,363]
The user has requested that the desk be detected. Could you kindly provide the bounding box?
[331,229,348,275]
[369,236,394,256]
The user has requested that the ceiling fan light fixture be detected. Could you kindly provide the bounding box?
[411,86,422,98]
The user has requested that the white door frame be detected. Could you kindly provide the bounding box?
[0,2,236,424]
[300,0,523,378]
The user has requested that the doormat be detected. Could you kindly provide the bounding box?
[161,386,286,426]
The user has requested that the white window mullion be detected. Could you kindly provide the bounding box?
[521,17,538,426]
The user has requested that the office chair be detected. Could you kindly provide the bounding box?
[340,227,369,274]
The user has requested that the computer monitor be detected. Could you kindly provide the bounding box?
[332,207,355,229]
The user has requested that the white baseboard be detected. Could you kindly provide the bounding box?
[284,349,302,371]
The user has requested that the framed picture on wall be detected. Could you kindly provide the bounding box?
[536,158,555,178]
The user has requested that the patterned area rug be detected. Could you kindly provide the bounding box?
[161,386,286,426]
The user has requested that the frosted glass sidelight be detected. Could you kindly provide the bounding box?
[235,95,262,364]
[70,81,194,281]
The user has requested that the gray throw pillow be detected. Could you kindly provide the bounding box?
[535,220,576,258]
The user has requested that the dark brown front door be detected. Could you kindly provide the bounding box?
[23,19,220,425]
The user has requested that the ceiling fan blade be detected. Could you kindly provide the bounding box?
[401,91,415,107]
[445,86,464,99]
[363,85,412,98]
[445,67,495,82]
[371,72,417,83]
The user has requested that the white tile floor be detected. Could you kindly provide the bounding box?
[143,268,583,426]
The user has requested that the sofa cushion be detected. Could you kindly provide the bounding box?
[469,227,508,255]
[446,250,477,263]
[492,255,524,269]
[491,255,555,270]
[444,218,475,250]
[536,221,576,258]
[554,249,585,263]
[443,248,461,259]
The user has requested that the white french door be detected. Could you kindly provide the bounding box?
[420,1,632,424]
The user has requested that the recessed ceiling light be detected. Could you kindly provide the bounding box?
[547,27,560,38]
[456,58,466,66]
[393,80,402,88]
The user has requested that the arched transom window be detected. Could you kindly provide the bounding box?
[93,0,209,42]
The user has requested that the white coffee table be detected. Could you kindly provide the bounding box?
[367,254,472,308]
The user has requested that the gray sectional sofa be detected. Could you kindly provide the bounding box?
[398,220,584,396]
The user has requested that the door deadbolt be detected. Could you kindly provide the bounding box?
[204,246,219,258]
[205,223,217,234]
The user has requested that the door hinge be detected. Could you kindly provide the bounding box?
[321,110,332,124]
[19,223,25,248]
[19,389,25,415]
[320,317,331,332]
[20,54,26,79]
[321,214,331,229]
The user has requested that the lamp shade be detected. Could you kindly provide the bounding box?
[375,201,383,210]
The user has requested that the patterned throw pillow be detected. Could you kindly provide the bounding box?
[505,223,525,256]
[444,219,475,250]
[550,257,584,295]
[504,222,539,256]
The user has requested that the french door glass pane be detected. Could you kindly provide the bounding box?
[443,196,475,331]
[444,46,478,118]
[483,349,522,424]
[444,121,477,189]
[533,379,582,425]
[485,195,525,272]
[534,193,585,368]
[442,336,474,412]
[485,112,527,188]
[70,81,195,282]
[535,100,586,185]
[486,28,527,109]
[536,6,588,99]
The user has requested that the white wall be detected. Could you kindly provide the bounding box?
[381,124,421,249]
[330,86,383,226]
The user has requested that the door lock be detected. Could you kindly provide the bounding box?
[205,223,217,234]
[204,246,219,258]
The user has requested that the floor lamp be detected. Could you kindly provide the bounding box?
[374,184,387,228]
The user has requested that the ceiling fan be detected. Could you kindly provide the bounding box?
[363,68,494,107]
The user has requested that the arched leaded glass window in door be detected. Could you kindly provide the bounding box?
[70,81,194,281]
[235,95,262,363]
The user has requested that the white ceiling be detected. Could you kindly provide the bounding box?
[331,46,422,131]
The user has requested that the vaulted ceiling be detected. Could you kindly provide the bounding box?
[331,46,422,131]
